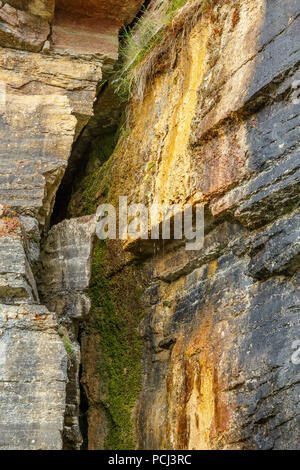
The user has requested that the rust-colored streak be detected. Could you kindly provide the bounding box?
[55,0,144,24]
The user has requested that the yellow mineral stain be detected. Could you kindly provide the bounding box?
[151,22,209,207]
[207,259,218,278]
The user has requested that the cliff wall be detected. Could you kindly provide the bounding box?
[0,0,299,451]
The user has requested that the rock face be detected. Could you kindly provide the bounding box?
[69,0,300,450]
[0,0,142,451]
[0,204,68,449]
[38,216,96,449]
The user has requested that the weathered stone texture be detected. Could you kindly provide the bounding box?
[52,0,144,67]
[134,0,300,450]
[0,3,50,52]
[68,0,300,450]
[0,0,143,232]
[6,1,55,22]
[137,229,300,450]
[55,0,144,25]
[0,235,39,304]
[38,215,95,326]
[0,44,104,230]
[0,304,67,450]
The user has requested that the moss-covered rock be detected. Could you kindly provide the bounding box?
[84,239,149,449]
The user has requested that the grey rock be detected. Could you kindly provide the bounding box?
[211,151,300,227]
[247,209,300,279]
[247,70,300,172]
[0,235,39,304]
[37,215,96,450]
[0,304,67,450]
[38,215,96,304]
[20,216,41,266]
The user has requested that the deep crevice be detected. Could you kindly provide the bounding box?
[50,0,151,228]
[50,0,152,227]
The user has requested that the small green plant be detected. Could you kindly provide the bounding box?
[120,124,132,139]
[113,24,164,102]
[63,336,73,358]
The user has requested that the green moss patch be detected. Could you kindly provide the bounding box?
[87,239,147,449]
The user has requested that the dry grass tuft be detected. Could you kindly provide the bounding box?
[113,0,215,103]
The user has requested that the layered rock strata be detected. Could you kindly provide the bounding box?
[69,0,300,450]
[0,0,143,450]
